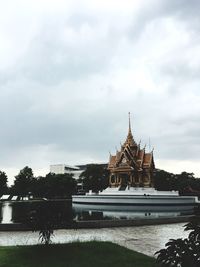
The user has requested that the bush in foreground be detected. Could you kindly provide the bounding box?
[155,218,200,267]
[25,201,73,245]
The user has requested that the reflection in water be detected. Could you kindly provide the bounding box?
[0,200,194,225]
[2,202,12,223]
[1,201,74,225]
[73,203,194,221]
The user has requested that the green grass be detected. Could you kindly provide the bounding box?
[0,241,156,267]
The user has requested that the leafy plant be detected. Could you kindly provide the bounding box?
[25,201,73,245]
[27,203,55,245]
[155,218,200,267]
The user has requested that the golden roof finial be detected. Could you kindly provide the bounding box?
[124,112,137,146]
[126,112,133,140]
[123,112,137,147]
[128,112,131,134]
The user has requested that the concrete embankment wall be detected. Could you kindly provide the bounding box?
[0,215,195,231]
[74,215,194,229]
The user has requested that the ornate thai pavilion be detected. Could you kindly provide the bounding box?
[108,114,155,188]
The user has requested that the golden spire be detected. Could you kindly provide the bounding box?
[128,112,132,136]
[125,112,136,146]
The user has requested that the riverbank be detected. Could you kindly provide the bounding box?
[0,215,194,231]
[0,241,155,267]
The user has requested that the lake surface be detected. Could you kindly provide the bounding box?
[0,200,193,224]
[0,201,193,256]
[0,223,188,257]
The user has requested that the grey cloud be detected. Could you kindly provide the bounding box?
[152,114,200,160]
[160,62,200,81]
[13,21,120,85]
[128,0,200,40]
[1,1,200,181]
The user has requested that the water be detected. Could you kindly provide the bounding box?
[0,223,188,257]
[0,201,193,256]
[1,202,12,223]
[0,200,193,224]
[0,200,73,225]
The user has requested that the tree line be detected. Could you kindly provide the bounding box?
[0,167,77,198]
[0,165,200,198]
[0,164,109,199]
[154,169,200,193]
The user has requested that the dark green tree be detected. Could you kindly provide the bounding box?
[0,171,8,196]
[29,173,77,199]
[43,173,77,199]
[12,166,34,197]
[154,169,198,193]
[175,172,195,192]
[80,164,109,192]
[156,218,200,267]
[154,169,175,191]
[29,176,46,198]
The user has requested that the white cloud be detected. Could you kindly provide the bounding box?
[156,159,200,177]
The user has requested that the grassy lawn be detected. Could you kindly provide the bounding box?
[0,241,156,267]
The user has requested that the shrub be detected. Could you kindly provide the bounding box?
[155,218,200,267]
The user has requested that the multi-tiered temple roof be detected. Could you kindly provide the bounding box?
[108,114,155,188]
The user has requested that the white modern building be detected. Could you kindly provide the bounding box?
[50,164,84,180]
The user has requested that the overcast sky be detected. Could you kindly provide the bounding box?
[1,0,200,184]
